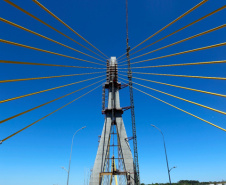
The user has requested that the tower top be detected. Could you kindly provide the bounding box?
[110,56,117,66]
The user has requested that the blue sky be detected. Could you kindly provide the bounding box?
[0,0,226,185]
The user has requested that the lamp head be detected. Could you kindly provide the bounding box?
[81,126,86,130]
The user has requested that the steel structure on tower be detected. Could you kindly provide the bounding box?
[90,57,135,185]
[125,0,140,183]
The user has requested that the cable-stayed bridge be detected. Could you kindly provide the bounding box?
[0,0,226,185]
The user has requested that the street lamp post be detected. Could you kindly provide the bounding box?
[151,124,172,185]
[66,126,86,185]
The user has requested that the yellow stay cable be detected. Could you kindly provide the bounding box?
[0,39,105,66]
[117,60,226,69]
[3,0,106,60]
[118,4,225,62]
[0,79,105,124]
[119,76,226,116]
[0,17,105,63]
[0,72,105,83]
[119,42,226,66]
[119,79,226,132]
[0,83,103,143]
[119,24,226,64]
[119,74,226,98]
[119,71,226,80]
[0,60,106,69]
[0,75,105,104]
[33,0,108,59]
[117,0,209,60]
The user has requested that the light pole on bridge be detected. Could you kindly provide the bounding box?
[151,124,173,185]
[61,126,86,185]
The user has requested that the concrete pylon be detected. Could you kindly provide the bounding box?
[90,57,134,185]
